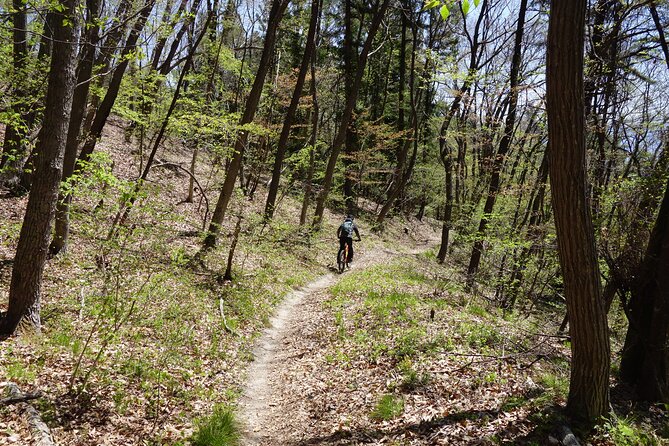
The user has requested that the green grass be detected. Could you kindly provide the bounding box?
[459,321,501,348]
[191,405,240,446]
[398,358,431,390]
[600,415,663,446]
[371,394,404,421]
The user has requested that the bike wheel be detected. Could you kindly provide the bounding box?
[337,250,345,273]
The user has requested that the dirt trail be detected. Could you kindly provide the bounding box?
[237,242,431,445]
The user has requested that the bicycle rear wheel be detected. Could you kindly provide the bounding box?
[337,249,346,273]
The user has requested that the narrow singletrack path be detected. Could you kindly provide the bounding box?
[237,241,433,445]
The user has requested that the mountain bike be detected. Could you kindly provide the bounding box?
[337,242,350,273]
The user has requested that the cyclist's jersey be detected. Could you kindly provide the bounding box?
[338,220,357,238]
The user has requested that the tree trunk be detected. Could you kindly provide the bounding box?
[618,10,669,400]
[620,174,669,402]
[77,0,156,164]
[223,215,243,281]
[49,0,102,255]
[466,0,528,281]
[342,0,359,215]
[0,0,29,187]
[203,0,290,248]
[546,0,610,422]
[312,0,391,228]
[264,0,320,220]
[0,0,79,337]
[81,0,133,135]
[300,59,319,226]
[377,7,423,225]
[110,14,211,235]
[435,0,488,260]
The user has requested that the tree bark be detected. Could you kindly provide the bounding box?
[620,173,669,402]
[49,0,102,255]
[0,0,79,337]
[546,0,610,421]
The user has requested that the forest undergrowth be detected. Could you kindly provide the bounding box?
[0,120,667,445]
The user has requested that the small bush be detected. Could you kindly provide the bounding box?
[191,405,240,446]
[371,394,404,421]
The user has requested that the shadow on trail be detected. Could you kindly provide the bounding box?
[296,409,504,445]
[296,406,572,445]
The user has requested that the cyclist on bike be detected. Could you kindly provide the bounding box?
[337,214,361,264]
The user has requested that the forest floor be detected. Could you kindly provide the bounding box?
[1,118,668,445]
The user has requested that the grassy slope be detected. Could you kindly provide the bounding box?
[312,252,669,445]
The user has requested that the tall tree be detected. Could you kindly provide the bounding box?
[619,3,669,402]
[620,159,669,402]
[49,0,102,255]
[0,0,80,337]
[264,0,320,220]
[204,0,290,248]
[546,0,610,421]
[0,0,29,187]
[77,0,156,164]
[312,0,391,227]
[466,0,528,280]
[436,0,488,263]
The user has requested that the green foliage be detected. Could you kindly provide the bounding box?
[191,405,240,446]
[423,0,480,18]
[459,321,501,348]
[371,394,404,421]
[398,358,431,390]
[600,415,662,446]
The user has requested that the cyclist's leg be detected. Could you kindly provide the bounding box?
[346,237,354,262]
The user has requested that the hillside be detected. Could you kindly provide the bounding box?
[1,119,665,446]
[2,0,669,444]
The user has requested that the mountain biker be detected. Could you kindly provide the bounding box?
[337,215,361,264]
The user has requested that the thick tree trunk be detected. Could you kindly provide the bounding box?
[204,0,290,248]
[546,0,610,421]
[619,175,669,402]
[312,0,391,228]
[264,0,320,220]
[0,0,79,337]
[50,0,102,255]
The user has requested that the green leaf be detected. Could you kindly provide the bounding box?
[462,0,470,14]
[423,0,440,10]
[440,4,450,19]
[474,0,480,6]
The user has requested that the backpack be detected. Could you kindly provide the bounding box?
[341,220,354,238]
